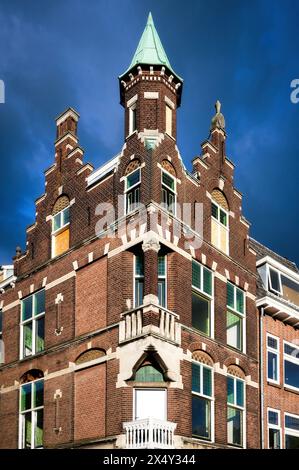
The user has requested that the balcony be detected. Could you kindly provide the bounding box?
[123,417,177,449]
[119,304,181,345]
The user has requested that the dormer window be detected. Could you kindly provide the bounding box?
[267,267,299,306]
[51,196,70,258]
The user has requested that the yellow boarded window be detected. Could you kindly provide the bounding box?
[166,105,172,136]
[54,228,70,257]
[211,219,218,247]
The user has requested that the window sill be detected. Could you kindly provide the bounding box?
[267,380,281,389]
[19,350,45,362]
[284,385,299,395]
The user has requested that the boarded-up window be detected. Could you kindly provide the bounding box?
[53,228,70,257]
[166,105,172,136]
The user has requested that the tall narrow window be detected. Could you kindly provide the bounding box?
[161,170,176,215]
[20,290,45,359]
[19,374,44,449]
[52,196,70,258]
[158,255,167,307]
[192,359,213,441]
[192,260,213,336]
[268,408,281,449]
[284,341,299,391]
[227,375,245,447]
[226,282,245,352]
[165,105,172,136]
[285,413,299,449]
[129,104,137,135]
[134,254,144,307]
[211,190,229,254]
[125,167,141,214]
[267,334,279,384]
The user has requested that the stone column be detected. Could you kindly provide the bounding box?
[142,232,160,305]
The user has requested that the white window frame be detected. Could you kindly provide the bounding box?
[125,167,141,215]
[165,104,173,137]
[211,200,229,255]
[133,388,167,421]
[161,168,177,216]
[51,206,70,258]
[20,291,45,360]
[226,282,246,353]
[19,378,44,449]
[191,360,215,443]
[128,103,137,136]
[133,254,144,308]
[285,412,299,449]
[266,333,280,385]
[267,407,281,449]
[283,340,299,392]
[191,260,214,339]
[158,255,167,308]
[227,374,246,448]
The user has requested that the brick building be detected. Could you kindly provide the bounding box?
[0,12,275,450]
[250,239,299,449]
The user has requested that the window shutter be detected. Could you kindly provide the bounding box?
[54,228,70,257]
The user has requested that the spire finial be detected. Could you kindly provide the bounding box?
[211,99,225,131]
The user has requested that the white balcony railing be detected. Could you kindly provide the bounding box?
[119,305,181,344]
[123,417,177,449]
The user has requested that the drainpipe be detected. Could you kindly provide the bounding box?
[260,307,265,449]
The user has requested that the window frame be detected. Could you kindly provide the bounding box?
[226,282,246,353]
[211,200,229,254]
[226,374,246,448]
[191,260,214,338]
[125,167,141,215]
[161,168,177,216]
[128,103,137,136]
[266,333,280,385]
[51,205,70,258]
[191,360,214,442]
[285,412,299,449]
[267,407,281,449]
[20,290,45,360]
[158,255,167,308]
[133,254,144,308]
[283,340,299,392]
[19,378,44,449]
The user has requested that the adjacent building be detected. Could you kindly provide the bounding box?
[0,13,296,450]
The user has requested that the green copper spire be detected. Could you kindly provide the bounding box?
[120,12,181,80]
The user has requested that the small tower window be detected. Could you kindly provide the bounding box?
[51,196,70,258]
[125,165,141,214]
[129,104,137,135]
[134,254,144,307]
[161,170,176,214]
[158,255,167,308]
[165,105,172,136]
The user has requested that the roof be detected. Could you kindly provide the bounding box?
[120,12,182,81]
[249,237,299,273]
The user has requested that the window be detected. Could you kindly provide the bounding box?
[20,290,45,358]
[267,334,280,384]
[227,375,245,447]
[211,190,229,254]
[134,254,144,307]
[52,196,70,258]
[125,168,141,214]
[284,341,299,391]
[158,256,167,307]
[129,103,137,135]
[285,413,299,449]
[226,283,245,352]
[192,260,213,336]
[135,365,164,383]
[165,105,172,136]
[267,408,281,449]
[268,267,299,306]
[192,361,213,441]
[161,170,176,215]
[19,377,44,449]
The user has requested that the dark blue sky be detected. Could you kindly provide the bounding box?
[0,0,298,266]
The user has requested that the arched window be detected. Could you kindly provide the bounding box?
[161,160,176,215]
[19,370,44,449]
[227,365,245,447]
[211,189,229,254]
[135,364,164,383]
[125,160,141,214]
[191,351,214,441]
[52,195,70,258]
